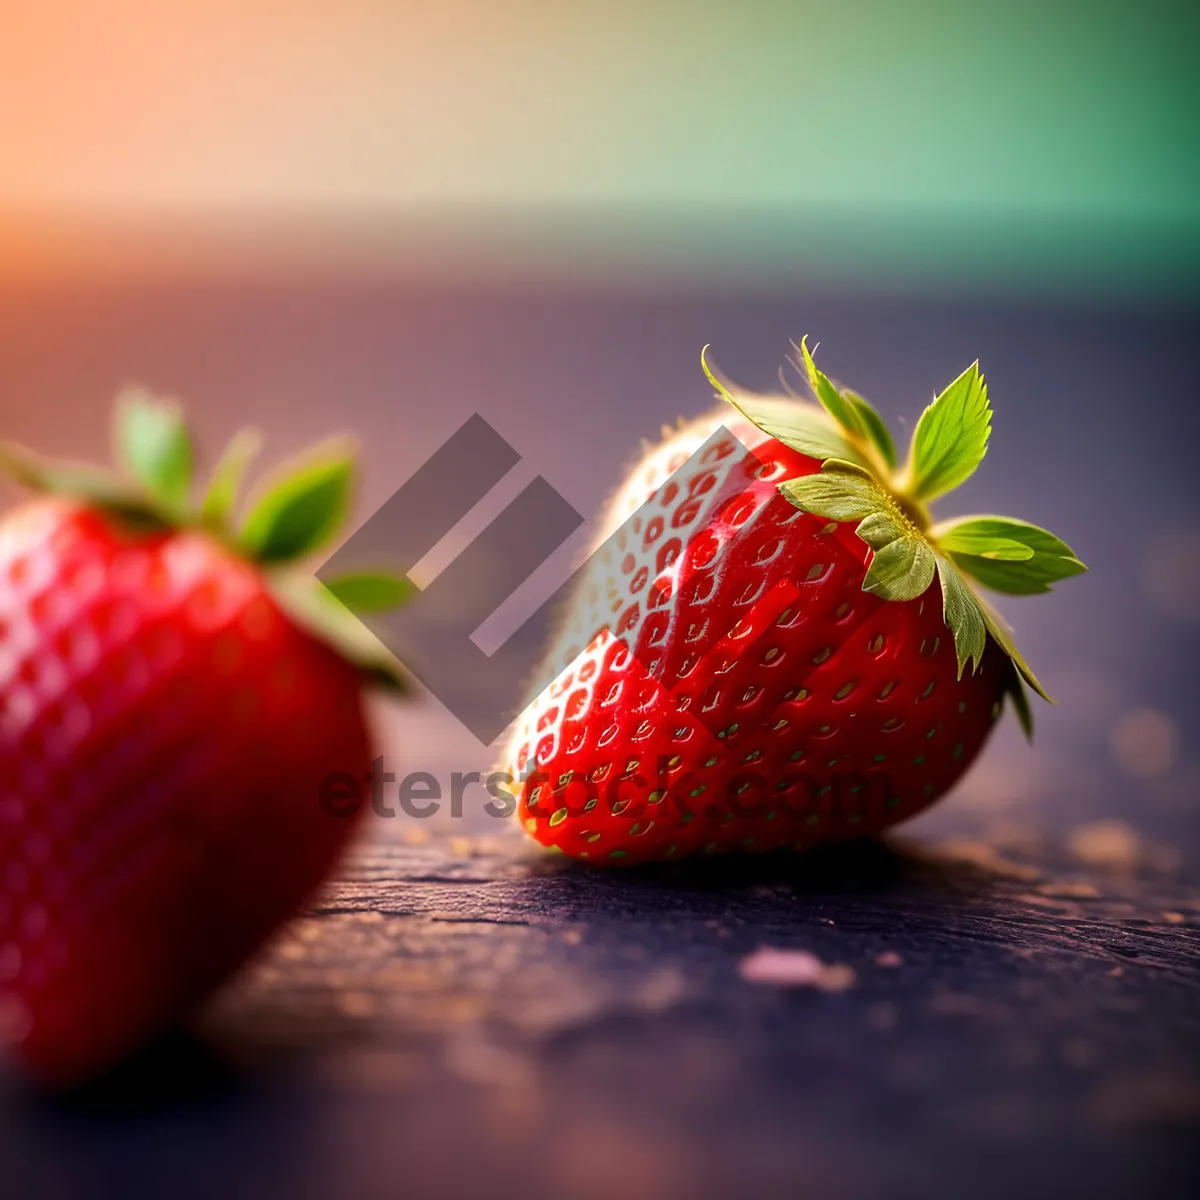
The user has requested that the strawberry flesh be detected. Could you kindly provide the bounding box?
[0,501,371,1084]
[505,414,1007,865]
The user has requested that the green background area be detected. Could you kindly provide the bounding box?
[478,0,1199,293]
[1,0,1197,293]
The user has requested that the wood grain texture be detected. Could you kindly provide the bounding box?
[4,821,1197,1200]
[1,275,1197,1199]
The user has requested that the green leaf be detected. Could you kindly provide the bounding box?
[843,388,897,469]
[2,443,124,501]
[907,361,991,502]
[977,596,1052,702]
[240,444,355,564]
[0,442,169,529]
[861,524,936,602]
[951,555,1059,595]
[796,337,864,438]
[818,457,874,479]
[787,340,896,468]
[701,347,868,467]
[935,555,987,677]
[323,571,416,613]
[779,470,886,522]
[114,387,194,511]
[270,572,408,693]
[855,510,906,551]
[1006,672,1034,741]
[733,395,863,465]
[200,427,263,529]
[776,458,938,604]
[936,515,1079,561]
[934,515,1086,594]
[957,540,1033,562]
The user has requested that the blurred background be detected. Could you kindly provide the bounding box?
[1,3,1199,1194]
[3,0,1197,856]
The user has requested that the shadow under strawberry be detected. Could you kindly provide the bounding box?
[7,981,383,1116]
[530,834,1018,903]
[10,1030,239,1115]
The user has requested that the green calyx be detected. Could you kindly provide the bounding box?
[701,338,1087,737]
[1,386,413,692]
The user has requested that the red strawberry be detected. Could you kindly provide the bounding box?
[505,340,1085,865]
[0,391,411,1085]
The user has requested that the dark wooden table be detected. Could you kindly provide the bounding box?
[3,815,1197,1200]
[2,270,1198,1198]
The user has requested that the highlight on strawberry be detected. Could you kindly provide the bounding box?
[0,390,411,1086]
[505,339,1086,866]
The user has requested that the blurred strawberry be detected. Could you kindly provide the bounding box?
[0,390,411,1085]
[505,340,1085,865]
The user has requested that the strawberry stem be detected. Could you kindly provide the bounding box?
[2,387,416,692]
[706,338,1087,737]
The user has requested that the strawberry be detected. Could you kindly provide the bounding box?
[0,391,412,1085]
[505,340,1086,866]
